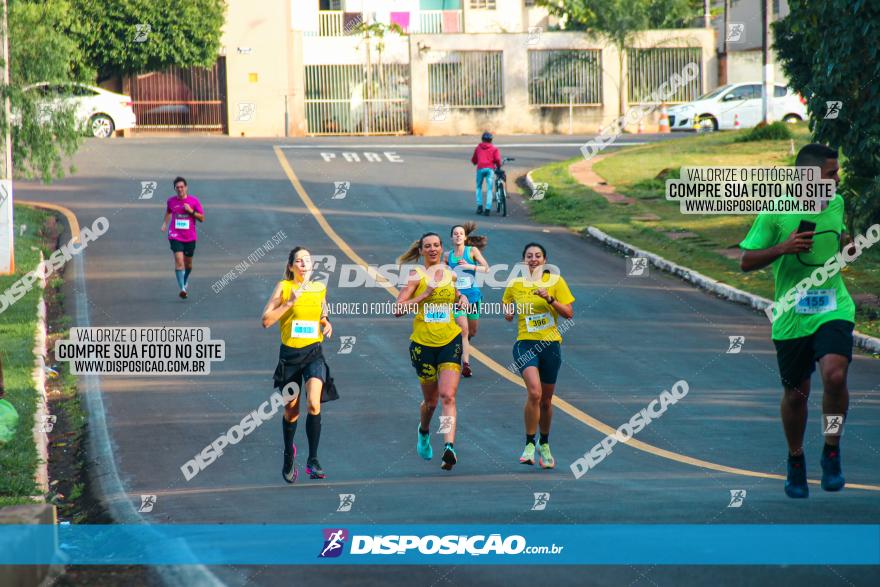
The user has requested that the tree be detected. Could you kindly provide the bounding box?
[3,0,91,181]
[69,0,226,81]
[537,0,699,120]
[774,1,880,233]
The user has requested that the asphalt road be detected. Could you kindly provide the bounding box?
[17,134,880,587]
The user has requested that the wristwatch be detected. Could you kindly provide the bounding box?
[548,296,555,304]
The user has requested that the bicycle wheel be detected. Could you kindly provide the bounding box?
[497,182,507,216]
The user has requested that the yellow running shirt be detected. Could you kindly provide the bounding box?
[410,266,462,347]
[279,280,326,348]
[502,273,575,342]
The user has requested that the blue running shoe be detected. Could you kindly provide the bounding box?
[306,458,326,480]
[784,454,809,498]
[820,446,845,491]
[417,425,433,460]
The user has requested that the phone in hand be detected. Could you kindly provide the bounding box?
[797,220,817,234]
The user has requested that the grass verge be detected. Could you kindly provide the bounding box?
[525,124,880,340]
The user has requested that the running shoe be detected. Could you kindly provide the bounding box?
[519,442,535,465]
[441,444,457,470]
[820,446,845,491]
[282,443,298,484]
[462,362,472,378]
[179,289,187,299]
[306,458,326,480]
[417,425,433,460]
[476,205,483,215]
[538,443,555,469]
[483,209,490,217]
[784,454,809,498]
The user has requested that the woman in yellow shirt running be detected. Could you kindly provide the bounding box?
[262,247,333,483]
[396,232,469,471]
[503,243,575,469]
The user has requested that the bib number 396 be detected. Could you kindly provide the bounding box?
[526,312,554,332]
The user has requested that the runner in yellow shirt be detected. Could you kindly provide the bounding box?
[262,247,333,483]
[503,243,575,469]
[396,232,468,471]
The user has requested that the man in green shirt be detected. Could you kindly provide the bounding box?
[740,143,852,499]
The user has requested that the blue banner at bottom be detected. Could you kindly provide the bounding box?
[1,525,878,565]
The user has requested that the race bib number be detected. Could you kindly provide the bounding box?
[424,307,451,323]
[526,312,555,332]
[795,289,837,314]
[291,320,319,338]
[174,217,191,230]
[455,272,474,290]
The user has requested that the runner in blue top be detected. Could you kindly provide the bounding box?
[443,222,489,377]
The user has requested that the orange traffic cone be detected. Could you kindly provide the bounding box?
[658,105,670,133]
[734,113,741,130]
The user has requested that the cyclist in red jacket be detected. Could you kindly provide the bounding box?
[471,132,501,217]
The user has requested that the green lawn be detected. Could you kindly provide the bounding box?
[0,205,54,506]
[525,124,880,340]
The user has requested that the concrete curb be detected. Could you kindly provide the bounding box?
[32,252,50,497]
[584,225,880,354]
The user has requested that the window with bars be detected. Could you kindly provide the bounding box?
[469,0,496,9]
[528,50,602,106]
[626,47,702,104]
[428,51,503,107]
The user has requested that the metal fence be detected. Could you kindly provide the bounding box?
[528,49,603,106]
[130,60,226,132]
[304,64,410,135]
[627,47,702,104]
[428,51,503,108]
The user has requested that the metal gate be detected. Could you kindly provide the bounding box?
[304,64,410,135]
[130,58,227,132]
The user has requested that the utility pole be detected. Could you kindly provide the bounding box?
[704,0,711,28]
[761,0,773,124]
[0,0,13,275]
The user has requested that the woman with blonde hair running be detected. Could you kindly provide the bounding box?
[262,247,333,483]
[443,222,489,378]
[396,233,469,470]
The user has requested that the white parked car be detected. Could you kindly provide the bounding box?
[666,83,807,132]
[24,82,137,138]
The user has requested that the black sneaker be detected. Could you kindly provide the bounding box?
[784,453,808,498]
[483,209,490,217]
[820,445,845,491]
[282,443,298,484]
[306,457,326,479]
[476,205,483,215]
[440,444,457,471]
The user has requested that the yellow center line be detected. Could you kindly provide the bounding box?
[17,199,82,242]
[273,146,880,492]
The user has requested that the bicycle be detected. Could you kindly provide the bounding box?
[493,157,514,217]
